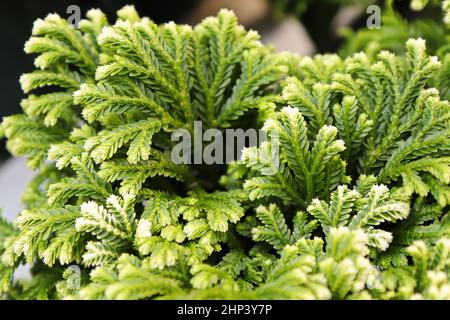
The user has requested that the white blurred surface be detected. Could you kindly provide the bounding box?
[0,157,34,221]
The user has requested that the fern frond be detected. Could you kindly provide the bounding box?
[47,154,112,206]
[80,254,182,299]
[252,204,291,251]
[242,106,347,207]
[0,215,18,293]
[283,39,450,204]
[76,195,136,247]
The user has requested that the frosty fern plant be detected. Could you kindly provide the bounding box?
[0,5,449,300]
[340,0,450,100]
[0,6,285,299]
[236,37,449,272]
[2,5,286,193]
[283,39,450,205]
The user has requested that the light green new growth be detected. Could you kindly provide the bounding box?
[242,106,347,206]
[283,39,450,205]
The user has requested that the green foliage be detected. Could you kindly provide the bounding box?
[269,0,373,20]
[14,205,82,265]
[0,215,17,294]
[376,198,450,267]
[1,10,105,169]
[80,254,183,300]
[240,175,410,253]
[0,5,448,300]
[1,6,286,198]
[283,39,450,204]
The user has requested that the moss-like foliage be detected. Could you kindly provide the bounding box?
[0,5,448,300]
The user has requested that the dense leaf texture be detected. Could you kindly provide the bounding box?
[0,6,448,300]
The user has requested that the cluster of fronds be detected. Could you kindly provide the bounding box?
[340,0,450,99]
[0,6,448,300]
[268,0,374,20]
